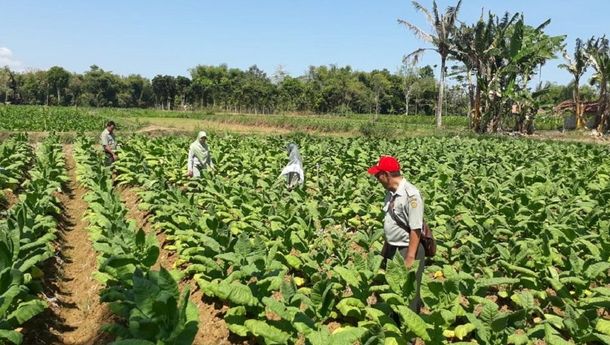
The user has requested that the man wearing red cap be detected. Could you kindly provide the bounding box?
[368,155,425,313]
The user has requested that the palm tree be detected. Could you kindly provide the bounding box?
[585,36,610,133]
[559,39,589,129]
[398,0,462,128]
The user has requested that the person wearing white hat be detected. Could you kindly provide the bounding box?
[187,131,213,178]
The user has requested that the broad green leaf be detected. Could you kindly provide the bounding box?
[0,329,23,344]
[334,266,361,287]
[244,319,291,344]
[336,297,365,318]
[330,326,368,345]
[6,299,47,324]
[507,332,529,345]
[597,319,610,336]
[392,305,430,341]
[454,323,476,340]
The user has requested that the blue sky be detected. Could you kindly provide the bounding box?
[0,0,608,84]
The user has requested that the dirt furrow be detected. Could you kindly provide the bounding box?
[0,189,18,213]
[23,144,111,345]
[117,186,241,345]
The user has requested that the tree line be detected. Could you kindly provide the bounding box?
[0,64,436,114]
[0,63,448,115]
[0,62,590,120]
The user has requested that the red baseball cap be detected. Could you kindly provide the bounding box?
[367,155,400,175]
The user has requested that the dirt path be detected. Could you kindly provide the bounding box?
[22,145,111,345]
[117,186,245,345]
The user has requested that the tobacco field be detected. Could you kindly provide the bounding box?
[1,133,610,344]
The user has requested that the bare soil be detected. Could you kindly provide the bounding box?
[134,118,356,138]
[0,188,18,212]
[116,186,177,271]
[117,186,249,345]
[22,145,112,345]
[505,130,610,145]
[137,118,293,136]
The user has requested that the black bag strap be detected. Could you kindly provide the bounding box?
[388,196,412,232]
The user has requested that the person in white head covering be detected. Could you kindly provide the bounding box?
[187,131,214,178]
[280,143,304,190]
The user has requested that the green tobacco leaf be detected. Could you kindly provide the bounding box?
[460,213,478,228]
[593,287,610,296]
[544,323,572,345]
[0,329,23,344]
[379,293,406,305]
[544,314,564,330]
[333,266,361,287]
[329,326,368,345]
[263,297,296,321]
[579,296,610,309]
[293,312,316,335]
[244,319,291,344]
[383,333,409,345]
[491,310,526,331]
[6,299,47,325]
[476,277,519,289]
[507,332,529,345]
[141,238,160,268]
[310,279,335,320]
[336,297,365,319]
[219,281,260,307]
[597,319,610,336]
[283,254,302,270]
[385,254,409,294]
[393,305,431,341]
[510,291,535,310]
[585,262,610,279]
[454,323,476,340]
[225,306,248,337]
[586,333,610,345]
[306,328,331,345]
[280,277,297,302]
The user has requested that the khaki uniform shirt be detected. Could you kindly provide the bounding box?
[382,178,424,247]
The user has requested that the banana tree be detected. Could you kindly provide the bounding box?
[585,36,610,133]
[559,38,589,129]
[452,12,563,133]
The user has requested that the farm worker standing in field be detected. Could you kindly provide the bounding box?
[368,155,426,313]
[101,121,117,166]
[187,131,214,178]
[280,143,304,190]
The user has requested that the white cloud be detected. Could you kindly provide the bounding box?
[0,47,23,70]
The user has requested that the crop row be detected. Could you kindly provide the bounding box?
[0,135,34,192]
[0,136,68,344]
[72,138,199,345]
